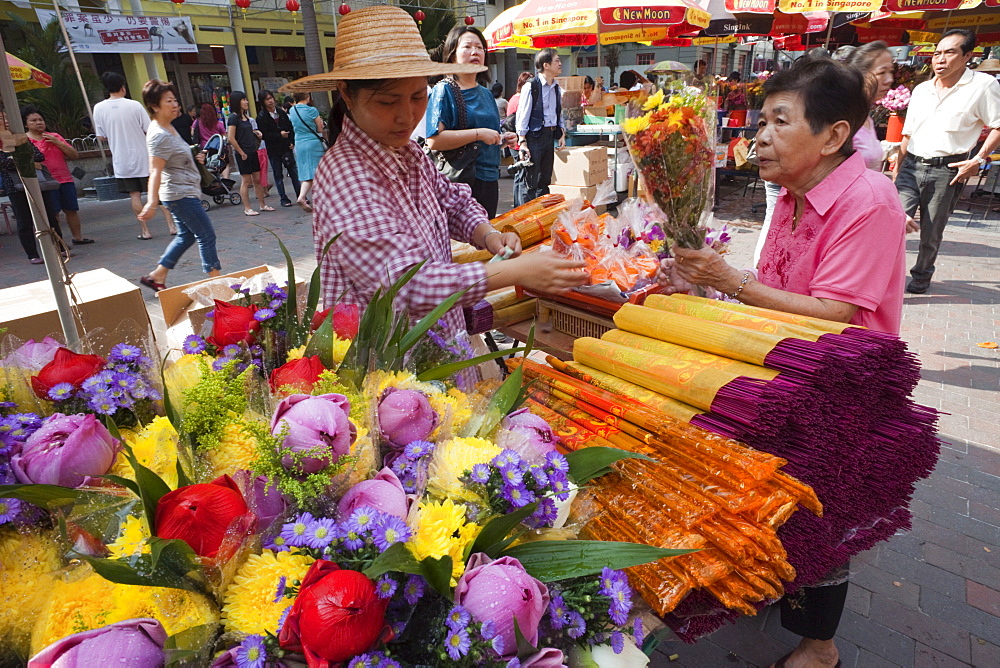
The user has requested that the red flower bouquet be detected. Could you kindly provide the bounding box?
[278,559,391,665]
[269,355,326,394]
[31,348,106,400]
[207,300,260,348]
[155,474,254,558]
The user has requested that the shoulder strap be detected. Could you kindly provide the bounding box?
[293,104,326,144]
[445,77,468,130]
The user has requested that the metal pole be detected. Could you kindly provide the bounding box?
[823,13,834,51]
[51,0,110,175]
[0,31,80,348]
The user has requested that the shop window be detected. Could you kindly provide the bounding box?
[636,53,655,66]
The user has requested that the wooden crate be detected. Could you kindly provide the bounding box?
[537,299,615,340]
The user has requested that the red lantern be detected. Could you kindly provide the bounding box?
[285,0,299,11]
[464,16,475,26]
[171,0,184,4]
[235,0,250,9]
[338,3,351,15]
[414,9,425,24]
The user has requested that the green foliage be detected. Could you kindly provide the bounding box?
[564,446,654,485]
[76,538,207,594]
[407,0,456,52]
[502,540,696,581]
[311,369,368,422]
[179,358,251,452]
[604,44,623,88]
[10,15,103,139]
[0,483,78,509]
[467,502,537,558]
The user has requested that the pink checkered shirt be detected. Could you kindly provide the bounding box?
[312,117,489,338]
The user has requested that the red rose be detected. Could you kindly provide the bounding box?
[31,347,106,400]
[311,304,360,340]
[154,474,254,558]
[278,559,391,665]
[207,300,260,348]
[269,356,326,394]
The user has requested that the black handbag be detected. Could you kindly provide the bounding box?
[428,78,479,185]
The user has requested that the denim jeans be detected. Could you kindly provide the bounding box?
[158,197,221,274]
[512,166,528,207]
[753,180,783,267]
[895,154,963,285]
[268,150,300,203]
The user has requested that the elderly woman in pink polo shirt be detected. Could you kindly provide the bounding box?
[656,58,906,668]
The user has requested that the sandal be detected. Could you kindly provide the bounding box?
[137,234,153,240]
[29,257,44,265]
[260,205,275,212]
[73,238,95,245]
[139,275,166,293]
[244,209,260,216]
[297,200,313,213]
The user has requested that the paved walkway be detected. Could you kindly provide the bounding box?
[1,177,997,668]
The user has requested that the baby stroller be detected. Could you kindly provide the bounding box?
[201,134,241,208]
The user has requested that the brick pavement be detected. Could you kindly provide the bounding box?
[1,177,997,668]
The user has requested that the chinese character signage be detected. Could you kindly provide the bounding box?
[35,10,198,53]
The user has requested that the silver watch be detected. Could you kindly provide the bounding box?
[977,156,988,168]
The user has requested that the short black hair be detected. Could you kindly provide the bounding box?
[584,75,595,87]
[535,48,559,72]
[491,82,503,98]
[941,29,975,55]
[620,70,637,89]
[257,89,275,107]
[763,57,869,159]
[230,90,249,118]
[101,71,127,95]
[20,104,41,126]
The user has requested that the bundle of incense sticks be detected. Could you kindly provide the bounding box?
[453,195,568,263]
[514,359,821,619]
[527,295,939,642]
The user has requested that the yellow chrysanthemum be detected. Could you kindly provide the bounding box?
[331,336,352,367]
[106,515,151,559]
[370,370,435,401]
[109,416,179,488]
[163,354,206,403]
[286,345,307,362]
[31,565,218,655]
[0,528,62,654]
[622,114,652,135]
[642,89,665,111]
[221,550,314,635]
[0,367,47,415]
[427,390,473,441]
[203,422,259,478]
[426,437,501,503]
[407,498,480,580]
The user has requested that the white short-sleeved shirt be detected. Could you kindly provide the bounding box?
[902,69,1000,158]
[93,97,152,178]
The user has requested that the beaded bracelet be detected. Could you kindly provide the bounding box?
[482,229,501,250]
[727,270,752,300]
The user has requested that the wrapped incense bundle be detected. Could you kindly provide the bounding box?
[484,288,523,310]
[492,299,536,329]
[500,202,570,248]
[492,193,565,226]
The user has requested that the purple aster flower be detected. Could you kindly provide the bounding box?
[503,485,534,508]
[372,515,410,552]
[111,372,134,390]
[88,395,118,415]
[182,336,206,355]
[545,451,569,474]
[0,498,21,524]
[273,575,287,603]
[206,310,215,319]
[267,298,283,310]
[599,567,626,595]
[279,512,314,548]
[222,344,242,358]
[235,634,267,668]
[480,619,497,640]
[0,401,15,409]
[375,575,397,599]
[346,656,373,668]
[46,382,75,401]
[633,616,644,645]
[469,463,491,484]
[548,593,567,629]
[254,309,276,322]
[81,375,107,392]
[529,465,549,487]
[109,343,142,363]
[506,659,521,668]
[531,498,558,527]
[304,517,337,550]
[276,606,291,634]
[229,283,243,292]
[500,464,523,487]
[380,658,402,668]
[444,627,471,660]
[341,529,365,551]
[346,506,379,534]
[493,449,522,468]
[403,440,433,460]
[211,358,228,372]
[610,630,625,654]
[607,582,632,625]
[446,605,471,630]
[403,575,425,605]
[549,476,571,502]
[567,611,586,638]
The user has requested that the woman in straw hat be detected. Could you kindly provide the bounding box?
[282,6,587,340]
[425,25,517,218]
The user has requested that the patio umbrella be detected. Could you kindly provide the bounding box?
[6,52,53,93]
[484,5,534,51]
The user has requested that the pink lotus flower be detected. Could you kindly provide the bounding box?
[337,467,409,520]
[377,388,438,450]
[0,336,62,372]
[270,393,356,475]
[11,413,119,487]
[497,407,559,463]
[28,618,166,667]
[454,553,549,658]
[522,648,567,666]
[231,470,288,530]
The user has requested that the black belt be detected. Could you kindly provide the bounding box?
[542,125,559,131]
[911,153,968,167]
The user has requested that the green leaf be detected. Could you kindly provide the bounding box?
[501,540,696,581]
[397,286,471,355]
[76,551,205,593]
[416,346,527,382]
[513,616,540,659]
[304,235,341,331]
[419,555,453,597]
[175,459,193,488]
[565,446,655,485]
[96,474,141,498]
[304,309,335,368]
[119,442,173,534]
[147,536,198,574]
[159,351,182,430]
[0,483,78,509]
[164,623,218,667]
[363,541,421,579]
[102,415,123,442]
[473,364,524,438]
[468,503,538,558]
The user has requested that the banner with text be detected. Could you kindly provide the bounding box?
[36,10,197,53]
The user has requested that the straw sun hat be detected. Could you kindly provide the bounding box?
[975,59,1000,74]
[281,6,486,92]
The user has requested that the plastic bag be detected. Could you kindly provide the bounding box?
[551,199,600,264]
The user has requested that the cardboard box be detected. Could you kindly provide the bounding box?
[551,146,609,187]
[0,268,154,355]
[556,76,586,91]
[547,184,607,215]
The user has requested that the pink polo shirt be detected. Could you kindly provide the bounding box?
[29,132,74,184]
[757,151,906,335]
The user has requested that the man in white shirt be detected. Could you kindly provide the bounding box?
[895,30,1000,294]
[93,72,176,240]
[515,48,565,201]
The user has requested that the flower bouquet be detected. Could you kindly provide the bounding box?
[877,85,911,114]
[620,75,717,249]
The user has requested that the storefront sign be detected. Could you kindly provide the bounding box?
[777,0,880,13]
[726,0,776,12]
[703,14,774,37]
[927,13,999,30]
[883,0,962,10]
[691,35,738,45]
[35,9,197,53]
